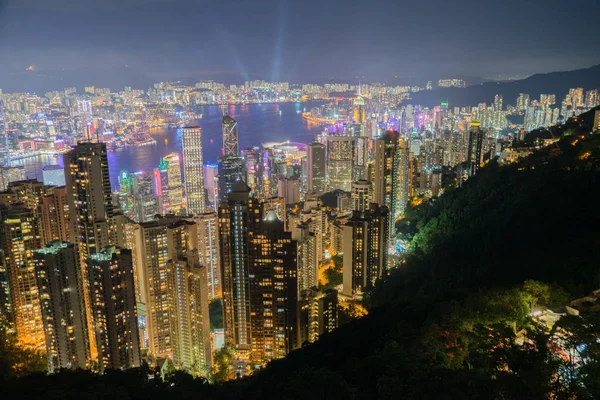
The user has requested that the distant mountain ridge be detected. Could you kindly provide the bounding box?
[409,64,600,107]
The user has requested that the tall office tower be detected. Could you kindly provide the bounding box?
[219,182,261,356]
[516,93,530,112]
[297,288,338,346]
[195,212,222,300]
[133,216,198,359]
[166,255,212,371]
[87,247,141,372]
[222,116,239,157]
[155,153,184,215]
[351,180,372,212]
[0,166,26,191]
[277,177,300,205]
[118,171,134,217]
[354,135,369,181]
[40,186,70,245]
[248,210,298,364]
[396,137,410,218]
[182,126,206,215]
[64,141,115,358]
[292,222,318,293]
[217,155,245,204]
[1,204,45,348]
[132,171,159,223]
[306,143,326,195]
[33,242,89,372]
[203,163,219,210]
[342,204,389,297]
[241,147,263,199]
[42,165,66,186]
[467,123,484,176]
[353,95,365,124]
[494,94,503,111]
[327,136,355,192]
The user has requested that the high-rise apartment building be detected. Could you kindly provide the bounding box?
[342,204,389,296]
[182,126,206,215]
[297,288,338,346]
[1,204,45,348]
[64,142,115,359]
[40,186,70,245]
[166,255,212,371]
[292,222,318,293]
[467,123,484,176]
[133,216,198,359]
[195,212,222,300]
[42,165,66,186]
[154,153,184,215]
[87,247,141,372]
[306,143,326,195]
[351,180,372,212]
[34,242,89,371]
[277,177,300,205]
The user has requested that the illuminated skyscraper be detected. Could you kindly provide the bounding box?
[182,126,206,215]
[219,182,260,356]
[372,131,399,237]
[220,182,298,364]
[493,94,503,111]
[87,247,141,372]
[154,153,184,215]
[1,204,45,348]
[396,137,410,218]
[166,255,212,371]
[195,212,221,300]
[351,180,372,212]
[40,186,70,245]
[247,210,298,364]
[277,177,300,205]
[306,143,326,195]
[217,155,245,203]
[0,97,7,165]
[467,123,484,176]
[342,204,389,296]
[34,242,89,371]
[203,163,219,210]
[292,222,317,293]
[353,95,365,124]
[64,141,115,359]
[297,288,338,346]
[132,171,159,223]
[222,116,239,157]
[327,136,355,192]
[133,216,198,360]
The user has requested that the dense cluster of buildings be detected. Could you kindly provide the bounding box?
[0,77,598,375]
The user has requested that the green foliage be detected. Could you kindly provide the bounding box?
[0,326,46,381]
[209,298,223,331]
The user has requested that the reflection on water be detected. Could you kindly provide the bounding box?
[13,101,324,188]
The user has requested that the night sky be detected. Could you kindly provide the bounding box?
[0,0,599,84]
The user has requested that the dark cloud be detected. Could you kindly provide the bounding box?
[0,0,598,85]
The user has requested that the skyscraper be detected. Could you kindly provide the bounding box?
[133,216,198,360]
[166,255,212,371]
[203,163,219,210]
[248,210,298,364]
[327,136,355,192]
[222,116,239,157]
[0,97,7,166]
[342,204,389,296]
[87,247,141,372]
[40,186,70,245]
[64,141,115,359]
[396,137,410,218]
[34,242,89,371]
[132,171,159,223]
[372,131,399,238]
[195,212,222,300]
[219,182,260,356]
[351,180,372,212]
[217,155,245,203]
[306,143,326,195]
[182,126,206,215]
[467,123,484,176]
[297,288,338,346]
[292,222,318,293]
[1,204,45,348]
[154,153,184,215]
